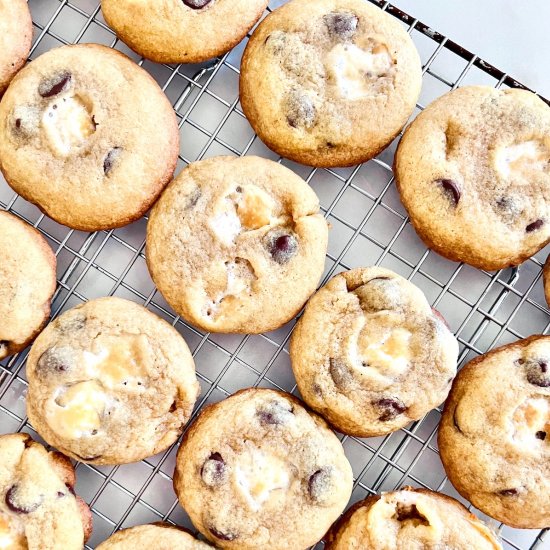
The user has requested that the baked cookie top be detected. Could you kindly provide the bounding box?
[174,388,353,550]
[0,43,179,231]
[0,433,92,550]
[325,487,502,550]
[0,0,32,95]
[240,0,422,167]
[101,0,268,64]
[26,297,200,465]
[0,211,56,360]
[290,267,458,436]
[395,86,550,271]
[438,335,550,529]
[96,523,212,549]
[146,155,328,333]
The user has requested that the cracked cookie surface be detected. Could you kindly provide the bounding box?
[174,388,353,550]
[26,296,200,465]
[439,335,550,528]
[0,44,179,231]
[101,0,268,64]
[0,211,56,361]
[0,0,32,96]
[325,487,502,550]
[146,155,328,333]
[96,523,213,549]
[240,0,422,167]
[0,432,92,550]
[395,85,550,270]
[290,267,458,437]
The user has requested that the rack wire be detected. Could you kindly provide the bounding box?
[0,1,548,548]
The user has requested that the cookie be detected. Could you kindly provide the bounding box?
[101,0,268,64]
[173,388,353,549]
[0,211,56,361]
[146,155,328,333]
[0,43,179,231]
[325,487,502,549]
[26,296,200,465]
[0,432,92,550]
[96,523,212,549]
[438,335,550,528]
[395,86,550,271]
[0,0,32,96]
[240,0,422,167]
[290,267,458,437]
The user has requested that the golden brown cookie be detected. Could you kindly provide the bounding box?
[0,211,56,360]
[240,0,422,167]
[439,335,550,528]
[101,0,268,64]
[325,487,502,549]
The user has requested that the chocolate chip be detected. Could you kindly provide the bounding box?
[329,358,353,390]
[5,485,41,514]
[265,230,298,264]
[15,119,21,129]
[376,397,407,421]
[436,179,461,206]
[201,453,226,487]
[57,491,65,498]
[499,488,518,496]
[39,73,72,98]
[324,12,358,40]
[526,219,544,232]
[515,358,525,366]
[308,468,332,502]
[169,401,177,413]
[285,91,316,129]
[103,147,122,176]
[396,503,430,525]
[536,431,546,440]
[183,0,212,8]
[524,359,550,387]
[209,526,237,541]
[36,347,75,376]
[257,400,294,426]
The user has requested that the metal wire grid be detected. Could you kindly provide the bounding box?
[0,0,548,548]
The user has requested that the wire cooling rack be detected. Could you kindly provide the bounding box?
[0,1,549,548]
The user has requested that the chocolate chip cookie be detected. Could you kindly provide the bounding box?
[0,0,32,96]
[325,487,502,549]
[146,155,328,333]
[395,86,550,271]
[26,296,200,465]
[174,388,353,549]
[0,211,56,361]
[290,267,458,437]
[0,43,179,231]
[96,523,212,549]
[240,0,422,167]
[439,335,550,528]
[101,0,268,64]
[0,432,92,550]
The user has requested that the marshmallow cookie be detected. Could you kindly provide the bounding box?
[0,211,56,360]
[395,86,550,270]
[26,297,200,465]
[146,156,328,333]
[0,433,92,550]
[439,335,550,528]
[240,0,422,167]
[174,389,353,549]
[102,0,268,64]
[0,0,32,95]
[96,523,213,549]
[325,487,502,549]
[290,267,458,436]
[0,44,179,231]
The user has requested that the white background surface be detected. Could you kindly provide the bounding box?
[392,0,550,98]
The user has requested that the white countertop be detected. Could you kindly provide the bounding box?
[392,0,550,98]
